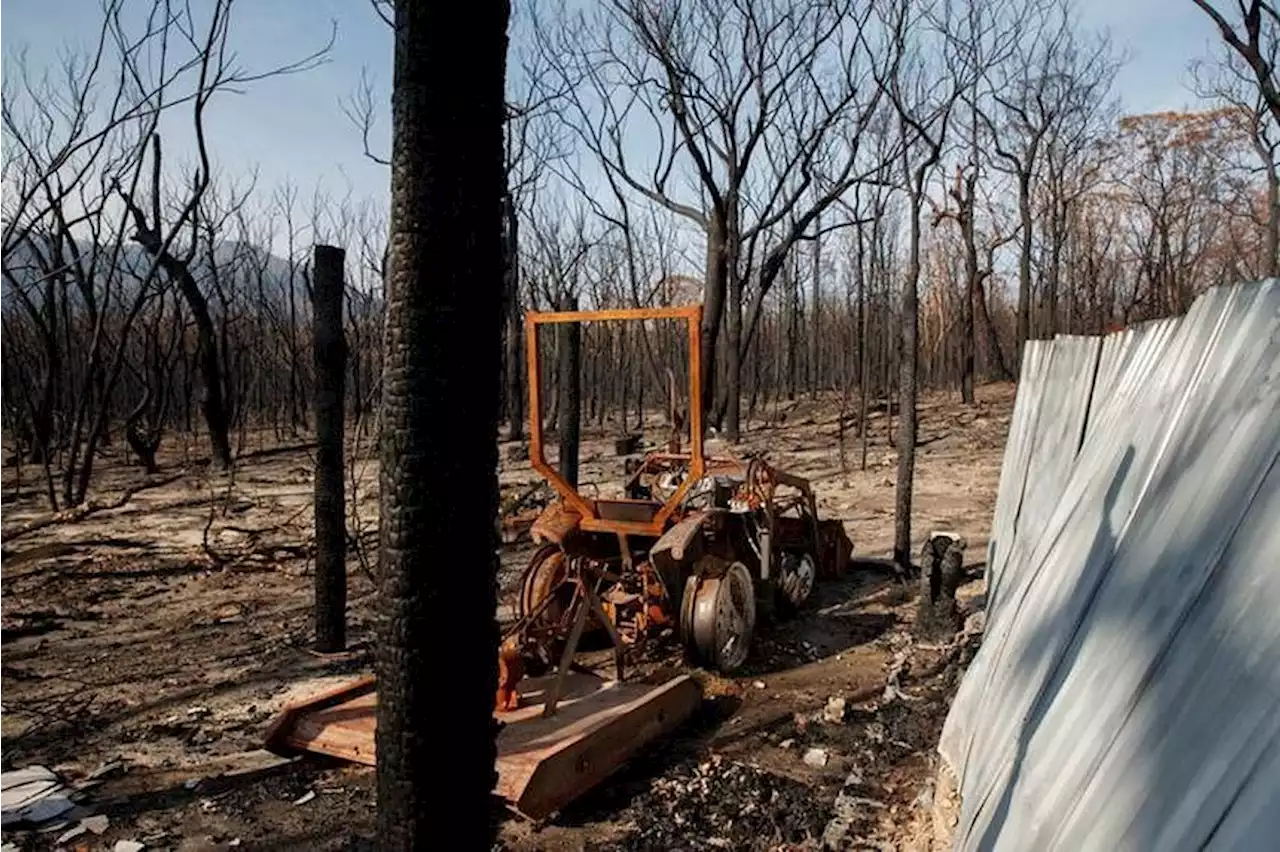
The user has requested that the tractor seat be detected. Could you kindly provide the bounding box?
[593,499,663,524]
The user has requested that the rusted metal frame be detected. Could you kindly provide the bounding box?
[525,317,595,519]
[543,586,590,718]
[625,452,745,488]
[543,579,624,718]
[590,582,625,687]
[749,457,812,494]
[526,305,703,324]
[580,516,665,536]
[761,500,777,581]
[616,532,634,574]
[806,491,822,563]
[501,581,561,645]
[526,304,705,535]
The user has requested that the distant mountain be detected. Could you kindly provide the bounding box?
[1,236,305,311]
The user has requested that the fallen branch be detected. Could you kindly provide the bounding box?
[1,471,187,542]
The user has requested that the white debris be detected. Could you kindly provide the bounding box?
[292,790,316,806]
[57,823,89,844]
[84,814,111,834]
[963,610,986,636]
[1,766,78,830]
[86,761,126,781]
[778,738,796,749]
[114,841,146,852]
[913,781,935,810]
[803,747,829,768]
[823,696,847,724]
[753,680,767,690]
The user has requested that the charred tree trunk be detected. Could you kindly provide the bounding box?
[785,252,799,401]
[914,533,965,641]
[376,2,508,849]
[959,180,977,405]
[312,244,347,654]
[724,213,742,442]
[857,223,870,472]
[503,192,524,440]
[700,212,729,423]
[975,273,1013,381]
[126,217,232,469]
[1016,170,1033,361]
[288,265,303,434]
[557,293,582,488]
[1266,157,1279,279]
[125,389,160,475]
[810,215,821,398]
[895,181,924,573]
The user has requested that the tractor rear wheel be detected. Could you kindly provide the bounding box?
[516,545,573,672]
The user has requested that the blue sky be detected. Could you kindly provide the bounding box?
[0,0,1234,215]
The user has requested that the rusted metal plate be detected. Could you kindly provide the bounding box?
[651,510,711,563]
[264,673,701,821]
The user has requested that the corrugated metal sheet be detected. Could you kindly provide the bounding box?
[939,280,1280,852]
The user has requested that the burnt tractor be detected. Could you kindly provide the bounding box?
[269,303,852,821]
[497,304,852,710]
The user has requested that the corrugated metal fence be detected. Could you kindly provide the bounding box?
[938,280,1280,851]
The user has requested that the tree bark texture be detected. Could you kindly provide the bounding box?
[376,3,509,850]
[810,215,821,398]
[724,231,743,441]
[503,190,525,439]
[312,244,347,654]
[960,179,977,405]
[1016,170,1033,362]
[700,212,729,420]
[1266,161,1279,278]
[894,199,922,571]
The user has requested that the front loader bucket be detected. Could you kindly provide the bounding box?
[265,672,700,821]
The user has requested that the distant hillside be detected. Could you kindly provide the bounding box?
[1,237,305,310]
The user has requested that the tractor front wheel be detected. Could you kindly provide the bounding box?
[680,560,756,673]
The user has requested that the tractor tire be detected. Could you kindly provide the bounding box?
[680,560,756,673]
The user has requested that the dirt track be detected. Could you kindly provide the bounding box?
[1,384,1011,851]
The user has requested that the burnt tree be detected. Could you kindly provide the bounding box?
[312,244,347,653]
[121,135,233,469]
[375,2,509,849]
[1194,0,1280,125]
[557,294,582,488]
[503,189,525,440]
[914,533,966,640]
[541,0,897,440]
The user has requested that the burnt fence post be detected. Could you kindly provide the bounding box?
[313,244,347,653]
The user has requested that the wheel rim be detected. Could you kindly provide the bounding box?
[518,545,567,622]
[780,552,816,607]
[685,561,755,672]
[714,562,755,671]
